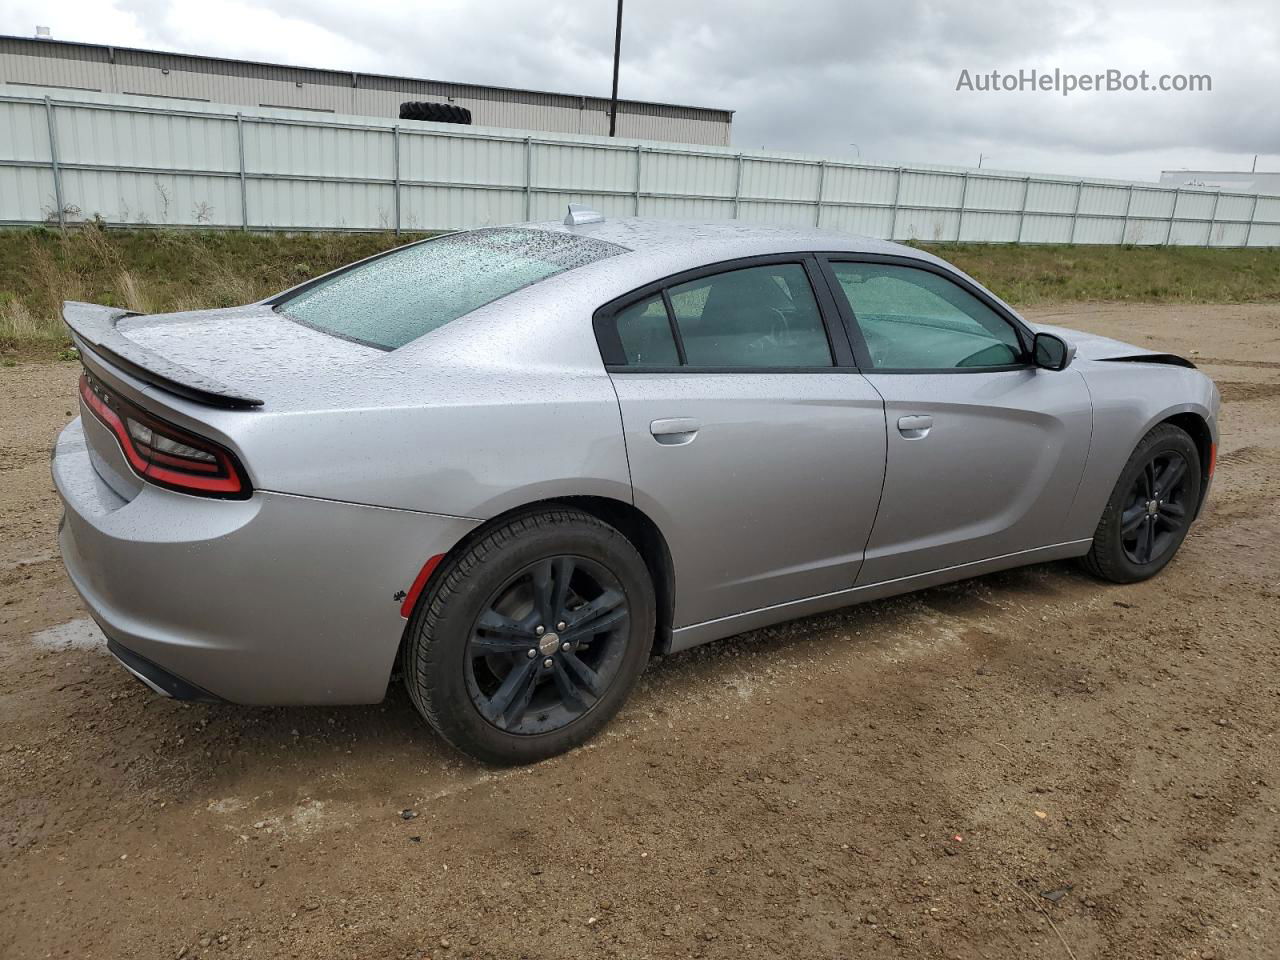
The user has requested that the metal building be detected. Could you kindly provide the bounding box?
[1159,169,1280,196]
[0,33,734,146]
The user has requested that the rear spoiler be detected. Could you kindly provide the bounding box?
[62,302,264,409]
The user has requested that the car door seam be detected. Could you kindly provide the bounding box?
[859,374,892,581]
[600,366,637,506]
[1060,367,1098,540]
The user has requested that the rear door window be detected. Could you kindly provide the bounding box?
[668,264,832,368]
[276,228,626,350]
[615,295,681,366]
[605,262,833,369]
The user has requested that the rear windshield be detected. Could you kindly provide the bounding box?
[275,227,626,349]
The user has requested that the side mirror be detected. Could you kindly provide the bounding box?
[1033,332,1076,371]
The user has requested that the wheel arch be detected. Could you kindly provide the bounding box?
[557,496,676,656]
[396,495,676,670]
[1158,410,1214,516]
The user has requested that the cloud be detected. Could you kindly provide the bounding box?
[3,0,1277,179]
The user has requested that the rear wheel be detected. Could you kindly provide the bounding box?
[1082,423,1201,583]
[402,508,655,764]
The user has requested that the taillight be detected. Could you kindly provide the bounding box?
[78,372,251,499]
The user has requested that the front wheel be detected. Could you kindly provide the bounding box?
[1081,423,1201,584]
[402,507,655,764]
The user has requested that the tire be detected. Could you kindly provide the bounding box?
[1081,423,1201,583]
[399,101,435,121]
[402,507,656,765]
[398,101,471,125]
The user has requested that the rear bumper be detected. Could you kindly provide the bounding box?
[107,637,225,702]
[53,418,480,705]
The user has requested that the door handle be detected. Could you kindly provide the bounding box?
[650,417,700,445]
[897,415,933,439]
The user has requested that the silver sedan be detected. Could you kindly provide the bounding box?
[53,212,1219,763]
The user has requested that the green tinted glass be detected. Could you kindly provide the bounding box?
[831,262,1023,369]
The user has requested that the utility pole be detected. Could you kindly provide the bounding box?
[609,0,623,136]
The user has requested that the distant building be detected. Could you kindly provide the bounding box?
[0,33,734,146]
[1159,169,1280,196]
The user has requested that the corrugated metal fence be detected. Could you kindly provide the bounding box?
[5,89,1280,246]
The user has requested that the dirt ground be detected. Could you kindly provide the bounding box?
[2,302,1278,960]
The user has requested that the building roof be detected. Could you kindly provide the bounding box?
[1,34,734,119]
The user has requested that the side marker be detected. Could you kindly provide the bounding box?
[399,553,445,619]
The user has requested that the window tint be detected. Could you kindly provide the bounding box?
[830,262,1024,370]
[615,295,679,366]
[666,264,832,368]
[277,227,625,350]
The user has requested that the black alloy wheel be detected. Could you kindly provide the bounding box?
[401,507,655,765]
[1082,423,1202,584]
[1119,450,1192,565]
[466,555,630,735]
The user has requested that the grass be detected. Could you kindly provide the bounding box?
[918,242,1280,305]
[1,226,1278,358]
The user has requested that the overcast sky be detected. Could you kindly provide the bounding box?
[4,0,1277,181]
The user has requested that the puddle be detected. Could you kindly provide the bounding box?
[31,617,106,651]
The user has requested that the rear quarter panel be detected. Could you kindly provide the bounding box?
[230,368,632,519]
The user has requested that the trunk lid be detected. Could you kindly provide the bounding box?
[65,300,385,503]
[63,301,383,409]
